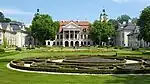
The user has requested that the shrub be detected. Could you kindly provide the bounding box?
[15,47,22,51]
[114,46,119,49]
[31,46,35,49]
[132,48,139,51]
[119,47,124,50]
[0,48,5,52]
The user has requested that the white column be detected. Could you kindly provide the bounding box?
[69,30,70,40]
[63,30,65,47]
[74,31,75,40]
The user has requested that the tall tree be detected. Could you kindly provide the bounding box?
[0,12,11,22]
[90,20,115,45]
[31,14,59,44]
[132,17,138,24]
[108,19,118,30]
[138,6,150,43]
[117,14,131,24]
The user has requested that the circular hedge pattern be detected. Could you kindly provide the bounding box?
[9,55,150,74]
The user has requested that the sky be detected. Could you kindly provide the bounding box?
[0,0,150,26]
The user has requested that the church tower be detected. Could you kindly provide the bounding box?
[100,9,108,22]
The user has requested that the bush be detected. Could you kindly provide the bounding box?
[119,47,124,50]
[0,48,5,52]
[132,48,139,51]
[15,47,22,51]
[114,46,119,49]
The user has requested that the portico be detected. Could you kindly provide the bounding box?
[46,21,93,47]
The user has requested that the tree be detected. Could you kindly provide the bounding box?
[31,14,59,44]
[138,6,150,43]
[90,20,115,45]
[108,19,118,30]
[0,12,11,22]
[132,17,138,24]
[117,14,131,24]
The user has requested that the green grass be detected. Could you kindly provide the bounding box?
[1,48,150,84]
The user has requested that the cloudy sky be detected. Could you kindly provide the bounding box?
[0,0,149,26]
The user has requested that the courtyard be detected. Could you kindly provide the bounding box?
[1,47,150,84]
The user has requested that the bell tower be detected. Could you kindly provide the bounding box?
[100,9,108,22]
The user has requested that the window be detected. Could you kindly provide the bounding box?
[81,35,83,39]
[57,42,59,45]
[66,34,69,39]
[57,35,59,39]
[88,35,90,39]
[70,34,73,39]
[53,42,55,45]
[60,35,63,39]
[75,34,77,39]
[84,35,86,39]
[60,41,63,45]
[84,41,86,45]
[88,41,90,45]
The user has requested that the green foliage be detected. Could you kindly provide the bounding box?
[31,14,59,44]
[90,20,115,45]
[138,6,150,42]
[0,12,11,22]
[15,47,22,51]
[132,17,138,24]
[0,48,5,52]
[132,48,139,51]
[117,14,131,24]
[108,19,118,30]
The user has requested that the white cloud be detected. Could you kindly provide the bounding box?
[112,0,150,4]
[112,0,130,3]
[0,8,33,15]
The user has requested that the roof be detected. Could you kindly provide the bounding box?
[128,26,140,36]
[1,23,9,30]
[117,22,136,31]
[0,21,25,32]
[59,20,90,32]
[11,24,21,32]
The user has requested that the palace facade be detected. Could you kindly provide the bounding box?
[46,20,93,47]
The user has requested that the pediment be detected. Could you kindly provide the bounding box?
[63,22,80,29]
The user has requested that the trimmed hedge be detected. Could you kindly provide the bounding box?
[9,55,150,74]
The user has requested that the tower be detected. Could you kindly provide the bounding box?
[100,9,108,22]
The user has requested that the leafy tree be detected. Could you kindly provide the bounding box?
[0,12,4,19]
[90,20,115,45]
[132,17,138,24]
[31,14,59,44]
[138,6,150,43]
[0,12,11,22]
[108,19,118,30]
[117,14,131,24]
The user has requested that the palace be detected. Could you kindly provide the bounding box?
[46,20,93,47]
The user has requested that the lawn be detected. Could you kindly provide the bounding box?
[1,48,150,84]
